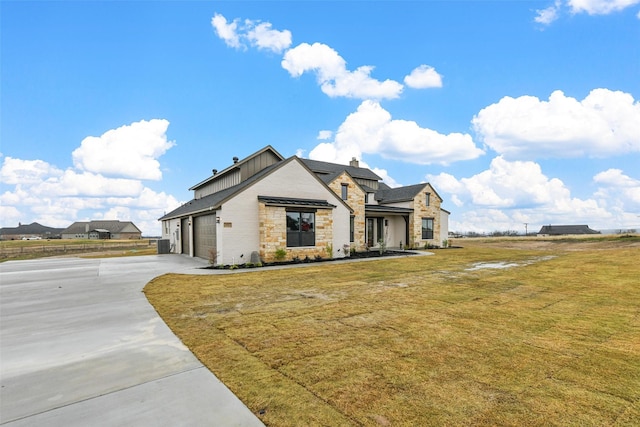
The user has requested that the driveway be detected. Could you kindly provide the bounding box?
[0,255,264,426]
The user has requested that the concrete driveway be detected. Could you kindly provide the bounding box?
[0,255,264,426]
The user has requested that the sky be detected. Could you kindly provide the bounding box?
[2,0,639,236]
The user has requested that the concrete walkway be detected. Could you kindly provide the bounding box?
[0,255,264,426]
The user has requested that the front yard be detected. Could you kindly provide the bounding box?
[144,237,640,426]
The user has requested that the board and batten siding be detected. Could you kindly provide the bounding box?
[216,159,350,265]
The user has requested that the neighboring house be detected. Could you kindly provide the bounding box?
[160,146,450,264]
[0,222,64,240]
[60,221,142,240]
[537,225,601,236]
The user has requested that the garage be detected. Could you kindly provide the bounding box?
[193,214,217,260]
[181,218,190,254]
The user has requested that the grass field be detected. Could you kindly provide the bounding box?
[144,236,640,426]
[0,238,157,261]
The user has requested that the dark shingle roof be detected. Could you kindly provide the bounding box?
[0,222,64,235]
[61,221,141,234]
[376,183,427,203]
[538,225,601,235]
[301,159,382,181]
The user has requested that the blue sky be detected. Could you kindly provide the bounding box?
[2,0,639,236]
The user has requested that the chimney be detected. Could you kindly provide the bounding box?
[85,223,89,232]
[349,157,359,168]
[233,157,239,164]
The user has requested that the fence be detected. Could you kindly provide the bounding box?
[0,240,156,259]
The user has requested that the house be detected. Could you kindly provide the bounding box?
[0,222,64,240]
[60,220,142,240]
[537,225,601,236]
[159,146,449,264]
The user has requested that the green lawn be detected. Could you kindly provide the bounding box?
[144,238,640,426]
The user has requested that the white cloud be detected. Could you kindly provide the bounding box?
[593,169,640,211]
[568,0,640,15]
[1,120,182,236]
[472,89,640,160]
[317,130,333,140]
[535,1,562,24]
[246,20,292,53]
[309,100,483,165]
[72,119,174,180]
[211,14,242,49]
[371,168,401,188]
[33,170,144,197]
[211,13,292,53]
[0,157,62,185]
[429,156,623,233]
[282,43,404,100]
[404,65,443,89]
[534,0,639,24]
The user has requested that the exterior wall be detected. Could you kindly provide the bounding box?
[440,210,449,246]
[327,172,366,251]
[195,170,241,199]
[408,184,442,248]
[259,204,334,262]
[161,218,182,254]
[216,160,350,265]
[61,233,89,239]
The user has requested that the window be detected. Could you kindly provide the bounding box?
[425,193,431,206]
[365,193,370,203]
[422,218,434,240]
[341,184,348,200]
[350,216,355,242]
[286,211,315,247]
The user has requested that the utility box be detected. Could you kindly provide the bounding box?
[157,239,170,254]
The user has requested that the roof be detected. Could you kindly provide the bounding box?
[0,222,64,235]
[160,156,354,221]
[189,145,285,191]
[160,161,284,220]
[61,220,141,235]
[376,182,444,204]
[258,196,336,209]
[538,225,601,235]
[365,205,413,215]
[301,158,382,182]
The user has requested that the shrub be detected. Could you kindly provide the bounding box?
[325,243,333,258]
[274,247,287,261]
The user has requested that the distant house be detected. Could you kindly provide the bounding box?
[159,145,449,263]
[0,222,64,240]
[537,225,601,236]
[60,221,142,240]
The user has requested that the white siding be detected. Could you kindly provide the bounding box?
[161,218,182,254]
[440,210,449,246]
[218,160,350,265]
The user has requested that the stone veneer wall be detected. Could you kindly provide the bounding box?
[328,172,365,250]
[409,184,442,248]
[259,203,334,262]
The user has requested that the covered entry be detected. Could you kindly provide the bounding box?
[365,205,412,249]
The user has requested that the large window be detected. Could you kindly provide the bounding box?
[287,211,315,247]
[422,217,434,240]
